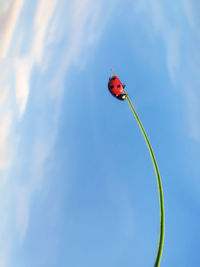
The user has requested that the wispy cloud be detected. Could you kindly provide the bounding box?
[0,0,25,173]
[184,87,200,142]
[0,0,24,58]
[49,0,108,92]
[13,0,59,118]
[0,0,60,173]
[0,86,8,105]
[13,0,111,242]
[0,0,61,265]
[0,112,12,169]
[135,1,181,82]
[133,0,200,141]
[14,184,31,242]
[31,0,58,63]
[183,0,200,30]
[0,241,11,267]
[14,58,32,117]
[0,0,114,265]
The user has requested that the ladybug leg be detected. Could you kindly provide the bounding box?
[122,84,126,89]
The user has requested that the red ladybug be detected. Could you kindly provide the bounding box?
[108,75,127,100]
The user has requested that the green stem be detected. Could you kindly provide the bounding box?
[124,91,165,267]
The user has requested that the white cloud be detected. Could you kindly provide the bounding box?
[0,0,24,58]
[0,0,60,120]
[14,58,32,117]
[0,87,9,105]
[0,0,25,171]
[13,0,59,118]
[0,112,12,141]
[31,0,58,63]
[0,112,12,169]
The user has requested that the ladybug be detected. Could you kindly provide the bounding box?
[108,75,127,100]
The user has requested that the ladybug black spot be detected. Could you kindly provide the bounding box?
[110,85,114,89]
[117,84,121,88]
[111,77,116,81]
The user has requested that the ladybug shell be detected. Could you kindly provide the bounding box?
[108,76,124,96]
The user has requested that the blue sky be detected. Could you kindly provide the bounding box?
[0,0,200,266]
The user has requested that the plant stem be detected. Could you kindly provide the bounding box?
[124,91,165,267]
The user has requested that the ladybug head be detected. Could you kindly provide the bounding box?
[116,93,127,101]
